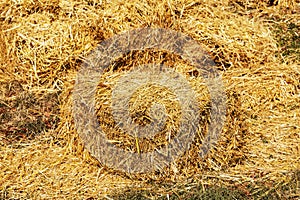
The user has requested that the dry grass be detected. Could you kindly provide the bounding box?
[0,0,299,199]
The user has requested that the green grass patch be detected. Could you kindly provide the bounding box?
[109,170,300,199]
[271,21,300,62]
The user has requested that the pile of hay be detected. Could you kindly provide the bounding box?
[0,0,299,199]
